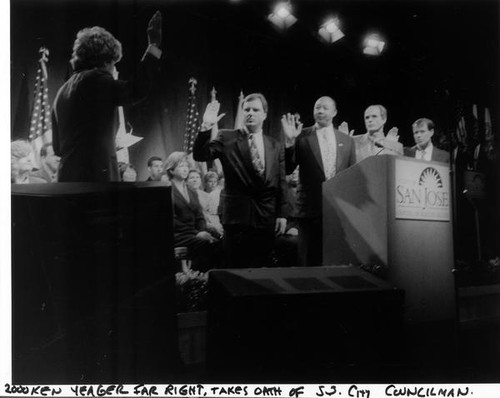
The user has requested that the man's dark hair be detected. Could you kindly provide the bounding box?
[147,156,163,167]
[413,118,435,131]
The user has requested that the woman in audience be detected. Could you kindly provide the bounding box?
[203,171,222,221]
[11,140,46,184]
[187,169,223,237]
[187,169,209,209]
[164,152,223,271]
[118,162,137,182]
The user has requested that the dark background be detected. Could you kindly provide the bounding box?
[11,0,499,180]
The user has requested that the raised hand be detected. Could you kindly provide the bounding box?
[202,100,226,131]
[339,121,355,136]
[386,127,400,142]
[275,217,287,236]
[147,11,162,47]
[281,113,303,144]
[196,230,217,243]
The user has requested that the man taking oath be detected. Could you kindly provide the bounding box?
[193,93,288,268]
[282,96,356,267]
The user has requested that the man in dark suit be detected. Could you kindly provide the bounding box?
[404,118,450,163]
[281,96,356,267]
[52,12,162,182]
[193,93,288,268]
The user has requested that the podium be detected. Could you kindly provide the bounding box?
[11,182,180,383]
[323,155,455,324]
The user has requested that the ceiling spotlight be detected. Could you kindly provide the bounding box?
[325,20,339,33]
[275,3,291,19]
[363,34,385,55]
[268,1,297,30]
[319,17,345,43]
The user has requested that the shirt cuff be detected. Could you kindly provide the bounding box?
[285,138,296,148]
[145,44,162,59]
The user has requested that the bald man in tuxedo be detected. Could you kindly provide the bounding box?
[281,96,356,267]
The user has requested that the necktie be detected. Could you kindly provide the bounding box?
[249,133,265,178]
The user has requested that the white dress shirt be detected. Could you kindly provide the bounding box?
[416,143,434,161]
[316,124,337,180]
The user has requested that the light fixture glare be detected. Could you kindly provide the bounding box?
[275,3,291,19]
[325,21,339,33]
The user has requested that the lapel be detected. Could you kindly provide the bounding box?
[172,183,191,208]
[334,129,345,171]
[235,129,253,170]
[306,126,325,177]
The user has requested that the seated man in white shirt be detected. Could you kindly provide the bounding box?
[404,118,450,163]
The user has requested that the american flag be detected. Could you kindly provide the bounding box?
[183,77,200,153]
[29,47,52,167]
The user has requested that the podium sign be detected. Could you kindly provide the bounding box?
[395,158,451,221]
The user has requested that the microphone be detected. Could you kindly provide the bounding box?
[374,138,385,148]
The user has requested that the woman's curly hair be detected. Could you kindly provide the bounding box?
[70,26,123,71]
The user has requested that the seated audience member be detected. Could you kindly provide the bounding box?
[187,169,223,237]
[30,143,60,183]
[204,171,222,217]
[404,118,450,163]
[164,152,223,271]
[11,140,46,184]
[341,105,403,162]
[204,170,219,193]
[146,156,163,181]
[118,162,137,181]
[187,169,209,208]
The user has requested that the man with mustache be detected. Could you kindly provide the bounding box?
[193,93,288,268]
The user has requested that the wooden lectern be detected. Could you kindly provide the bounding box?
[323,155,455,324]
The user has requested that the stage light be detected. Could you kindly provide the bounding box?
[363,34,385,55]
[325,20,339,33]
[275,3,291,19]
[268,1,297,30]
[319,17,345,43]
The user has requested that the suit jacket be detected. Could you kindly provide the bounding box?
[285,126,356,218]
[52,53,160,182]
[353,133,404,163]
[404,146,450,163]
[172,183,207,247]
[193,128,288,228]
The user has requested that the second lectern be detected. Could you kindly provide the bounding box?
[323,155,455,324]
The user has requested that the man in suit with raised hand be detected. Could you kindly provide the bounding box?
[405,118,450,163]
[281,96,356,267]
[349,104,403,163]
[193,93,288,268]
